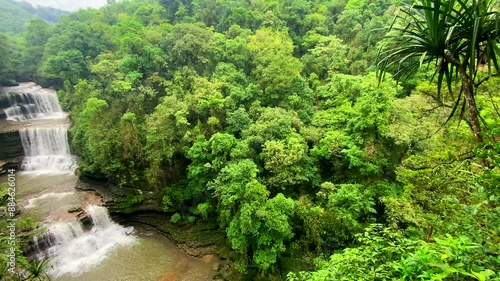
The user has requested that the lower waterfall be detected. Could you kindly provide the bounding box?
[34,205,135,277]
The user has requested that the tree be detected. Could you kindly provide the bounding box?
[145,95,190,185]
[302,35,348,79]
[261,133,318,191]
[248,28,302,95]
[162,23,214,73]
[377,0,500,145]
[242,107,304,153]
[39,49,87,85]
[209,159,295,272]
[0,33,17,84]
[21,19,53,81]
[211,26,253,74]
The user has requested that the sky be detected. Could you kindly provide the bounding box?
[19,0,108,11]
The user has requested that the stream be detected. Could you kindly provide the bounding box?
[0,83,217,281]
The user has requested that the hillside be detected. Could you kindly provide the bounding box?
[0,0,499,280]
[0,0,69,34]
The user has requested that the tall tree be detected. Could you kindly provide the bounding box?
[377,0,500,144]
[21,19,53,81]
[0,33,19,84]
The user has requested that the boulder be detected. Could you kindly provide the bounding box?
[68,206,83,213]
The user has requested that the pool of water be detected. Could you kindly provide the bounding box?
[0,173,218,281]
[53,227,216,281]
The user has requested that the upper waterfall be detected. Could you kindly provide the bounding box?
[2,83,65,121]
[0,82,78,174]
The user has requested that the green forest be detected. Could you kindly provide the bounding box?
[1,0,499,280]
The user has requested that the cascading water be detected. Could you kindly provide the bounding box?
[34,205,135,277]
[20,127,76,174]
[4,89,65,121]
[1,82,77,173]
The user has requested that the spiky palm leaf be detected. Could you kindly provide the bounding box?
[377,0,500,139]
[26,258,52,281]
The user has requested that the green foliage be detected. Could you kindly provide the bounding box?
[40,49,87,84]
[20,19,54,81]
[248,28,302,96]
[377,0,500,144]
[0,32,20,85]
[261,133,318,191]
[170,213,182,224]
[302,35,348,79]
[288,224,417,281]
[395,235,499,281]
[289,223,500,281]
[118,194,147,211]
[25,258,52,281]
[10,0,500,278]
[0,184,42,280]
[326,184,376,231]
[196,202,212,220]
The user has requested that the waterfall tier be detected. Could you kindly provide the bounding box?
[33,205,135,277]
[4,88,65,121]
[20,127,76,174]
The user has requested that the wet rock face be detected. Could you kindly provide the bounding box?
[0,93,11,110]
[24,231,57,258]
[0,131,24,159]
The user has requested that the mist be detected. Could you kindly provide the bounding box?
[18,0,107,11]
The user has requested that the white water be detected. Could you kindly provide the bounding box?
[4,88,65,121]
[20,127,77,174]
[25,192,76,209]
[36,205,135,277]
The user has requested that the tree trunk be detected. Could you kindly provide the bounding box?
[457,67,484,143]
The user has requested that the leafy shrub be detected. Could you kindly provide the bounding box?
[196,202,212,220]
[394,235,500,281]
[287,224,416,281]
[118,194,146,211]
[170,213,181,224]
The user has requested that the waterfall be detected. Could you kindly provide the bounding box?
[34,205,135,277]
[4,89,65,121]
[19,127,77,174]
[86,204,113,228]
[2,83,78,174]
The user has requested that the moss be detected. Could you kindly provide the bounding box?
[116,194,147,212]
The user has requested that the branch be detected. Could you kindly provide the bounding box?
[444,50,462,68]
[407,152,476,171]
[420,89,452,108]
[474,76,490,88]
[423,105,452,112]
[462,52,470,68]
[487,91,500,118]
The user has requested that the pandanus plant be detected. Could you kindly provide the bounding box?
[377,0,500,145]
[25,258,52,281]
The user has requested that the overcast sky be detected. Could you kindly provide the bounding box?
[20,0,108,11]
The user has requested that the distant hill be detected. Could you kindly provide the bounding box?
[0,0,69,34]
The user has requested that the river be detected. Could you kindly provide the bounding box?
[0,83,218,281]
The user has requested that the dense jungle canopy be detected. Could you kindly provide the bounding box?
[0,0,499,280]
